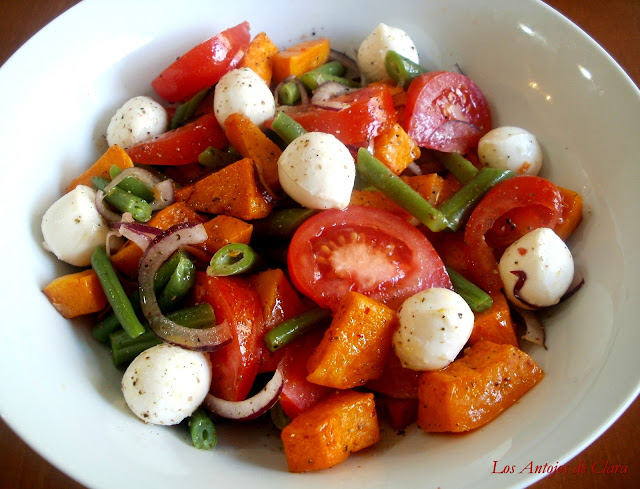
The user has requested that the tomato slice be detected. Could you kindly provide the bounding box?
[151,22,251,103]
[272,85,397,145]
[464,176,563,292]
[193,272,264,402]
[125,113,227,166]
[287,206,451,311]
[404,71,491,153]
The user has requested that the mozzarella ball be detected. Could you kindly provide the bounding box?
[478,126,543,175]
[41,185,109,267]
[393,288,474,371]
[277,132,355,210]
[499,227,574,309]
[357,23,419,82]
[121,343,212,426]
[213,67,275,129]
[106,96,168,149]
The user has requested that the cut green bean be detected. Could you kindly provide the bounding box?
[446,266,493,312]
[207,243,259,277]
[384,50,427,88]
[270,402,291,430]
[197,146,240,169]
[92,176,152,223]
[170,88,210,130]
[156,252,196,311]
[433,151,478,185]
[264,308,331,353]
[188,408,217,450]
[92,250,190,342]
[437,168,514,232]
[278,61,346,105]
[109,305,215,366]
[356,148,449,232]
[109,165,155,202]
[270,111,307,145]
[252,208,317,240]
[91,246,145,339]
[298,72,359,92]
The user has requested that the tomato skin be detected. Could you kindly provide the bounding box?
[151,22,251,103]
[404,71,491,153]
[193,272,264,402]
[464,176,563,292]
[272,85,397,145]
[125,113,227,166]
[287,205,452,311]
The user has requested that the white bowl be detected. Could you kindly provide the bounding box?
[1,0,638,488]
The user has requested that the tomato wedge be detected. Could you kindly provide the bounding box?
[151,21,251,103]
[272,85,397,145]
[287,206,451,311]
[464,176,563,292]
[125,112,227,166]
[193,272,264,402]
[404,71,491,153]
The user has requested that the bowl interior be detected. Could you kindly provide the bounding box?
[1,1,639,488]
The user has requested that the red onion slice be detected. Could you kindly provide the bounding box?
[110,221,162,251]
[311,81,357,110]
[329,49,362,81]
[149,179,175,211]
[514,307,546,349]
[138,222,232,351]
[203,364,284,420]
[273,75,309,107]
[95,189,121,222]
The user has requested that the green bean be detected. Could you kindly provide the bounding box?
[109,305,215,366]
[156,252,196,311]
[384,50,427,88]
[446,266,493,312]
[92,250,190,342]
[270,402,291,430]
[207,243,259,277]
[298,72,359,92]
[278,61,346,105]
[252,208,317,240]
[169,88,210,130]
[356,148,449,232]
[264,308,331,353]
[437,168,514,232]
[109,165,155,202]
[270,111,307,145]
[433,151,478,185]
[188,408,217,450]
[92,176,152,223]
[91,246,145,339]
[197,146,240,169]
[110,328,162,366]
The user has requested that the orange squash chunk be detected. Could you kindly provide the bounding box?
[185,158,273,220]
[197,215,253,256]
[373,123,421,175]
[281,390,380,472]
[468,292,519,348]
[554,186,583,241]
[418,341,544,432]
[43,270,108,319]
[66,145,133,192]
[271,38,331,84]
[240,32,279,85]
[306,291,397,389]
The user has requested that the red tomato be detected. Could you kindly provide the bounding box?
[278,329,332,418]
[273,85,397,145]
[464,176,563,292]
[287,206,452,311]
[404,71,491,153]
[193,272,264,402]
[125,113,227,166]
[151,22,251,103]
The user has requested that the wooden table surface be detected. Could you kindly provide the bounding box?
[0,0,638,488]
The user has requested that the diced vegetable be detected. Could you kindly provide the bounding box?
[66,145,133,192]
[272,38,331,84]
[239,32,279,84]
[281,390,380,472]
[417,341,544,432]
[468,291,519,347]
[373,122,421,175]
[43,269,108,319]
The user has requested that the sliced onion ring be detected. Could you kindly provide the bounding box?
[329,49,361,81]
[138,222,232,351]
[149,179,175,211]
[311,81,357,110]
[110,221,162,251]
[95,189,121,222]
[513,307,546,349]
[203,364,284,421]
[273,75,309,107]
